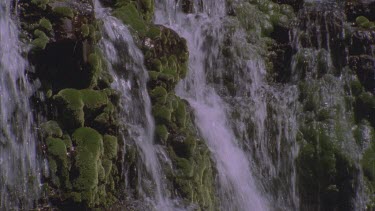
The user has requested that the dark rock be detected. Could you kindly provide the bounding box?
[349,29,375,55]
[181,0,194,13]
[295,4,348,71]
[271,0,304,12]
[268,42,293,83]
[345,0,375,22]
[349,55,375,94]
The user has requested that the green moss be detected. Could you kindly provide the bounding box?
[146,26,161,39]
[40,121,63,138]
[98,161,106,182]
[71,192,82,203]
[280,4,294,18]
[150,86,168,105]
[350,78,363,96]
[103,135,118,160]
[55,89,84,110]
[155,124,169,142]
[153,105,172,123]
[356,16,369,27]
[175,101,187,128]
[81,24,90,37]
[261,20,274,36]
[88,53,103,87]
[73,127,103,160]
[47,137,70,188]
[80,89,108,110]
[53,7,74,19]
[54,89,84,128]
[148,71,161,81]
[102,159,113,179]
[176,158,194,178]
[47,137,68,168]
[362,21,375,29]
[62,134,73,149]
[270,13,289,26]
[113,4,147,36]
[32,29,49,49]
[72,127,103,207]
[39,18,52,31]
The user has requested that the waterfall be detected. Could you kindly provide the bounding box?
[0,0,39,209]
[94,2,183,210]
[155,0,299,210]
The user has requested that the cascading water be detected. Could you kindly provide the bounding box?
[94,2,182,210]
[155,0,300,210]
[0,0,39,209]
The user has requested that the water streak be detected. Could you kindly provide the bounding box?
[94,2,179,210]
[154,0,298,210]
[0,0,39,209]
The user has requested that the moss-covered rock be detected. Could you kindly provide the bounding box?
[54,89,85,129]
[103,135,118,160]
[40,121,63,138]
[53,7,74,19]
[72,127,103,206]
[81,89,109,111]
[150,86,168,104]
[39,18,53,32]
[113,3,147,36]
[32,29,49,49]
[155,124,169,143]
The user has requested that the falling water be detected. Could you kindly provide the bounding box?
[0,0,39,209]
[155,0,300,210]
[94,1,181,210]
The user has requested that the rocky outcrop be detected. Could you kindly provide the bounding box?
[19,0,121,209]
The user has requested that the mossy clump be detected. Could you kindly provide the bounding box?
[46,137,70,188]
[175,101,187,128]
[81,24,90,37]
[155,124,169,143]
[146,26,161,39]
[41,120,63,138]
[39,18,53,31]
[356,16,369,27]
[72,127,103,206]
[53,7,74,19]
[113,3,147,36]
[103,135,118,160]
[88,52,104,87]
[152,105,172,123]
[80,89,108,111]
[355,16,375,29]
[32,29,49,49]
[150,86,168,104]
[47,137,68,168]
[54,89,85,129]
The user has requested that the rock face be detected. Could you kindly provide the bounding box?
[20,0,120,209]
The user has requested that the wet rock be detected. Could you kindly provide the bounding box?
[349,55,375,94]
[181,0,194,13]
[345,0,375,22]
[271,0,303,12]
[349,30,375,55]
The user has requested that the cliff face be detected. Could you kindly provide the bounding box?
[11,0,375,210]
